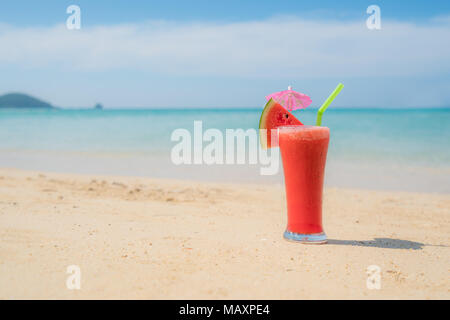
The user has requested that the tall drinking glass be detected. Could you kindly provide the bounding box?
[278,125,330,244]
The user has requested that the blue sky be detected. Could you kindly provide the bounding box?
[0,0,449,108]
[2,0,450,25]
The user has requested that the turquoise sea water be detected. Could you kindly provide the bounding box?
[0,108,449,192]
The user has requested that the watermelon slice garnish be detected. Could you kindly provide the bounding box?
[259,98,303,149]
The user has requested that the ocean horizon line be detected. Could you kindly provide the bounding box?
[2,106,449,111]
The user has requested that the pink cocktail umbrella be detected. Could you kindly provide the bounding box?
[265,86,312,111]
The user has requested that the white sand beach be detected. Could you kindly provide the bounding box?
[0,168,448,299]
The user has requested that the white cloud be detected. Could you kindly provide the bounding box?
[0,16,449,79]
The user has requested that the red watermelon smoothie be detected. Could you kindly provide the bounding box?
[278,125,330,244]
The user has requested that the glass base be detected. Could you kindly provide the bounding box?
[283,230,327,244]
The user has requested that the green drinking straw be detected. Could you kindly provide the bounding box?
[316,83,344,126]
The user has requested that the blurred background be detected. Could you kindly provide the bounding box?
[0,0,449,192]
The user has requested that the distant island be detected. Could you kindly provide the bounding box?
[0,93,105,110]
[0,93,55,109]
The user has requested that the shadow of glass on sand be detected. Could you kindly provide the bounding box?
[327,238,434,250]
